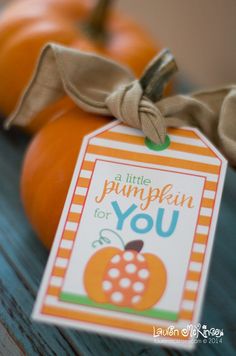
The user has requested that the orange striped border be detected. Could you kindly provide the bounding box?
[41,124,222,339]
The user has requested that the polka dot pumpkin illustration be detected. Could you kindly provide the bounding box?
[84,240,167,310]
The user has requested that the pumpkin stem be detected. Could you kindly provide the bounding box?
[83,0,113,43]
[125,240,144,253]
[140,48,177,102]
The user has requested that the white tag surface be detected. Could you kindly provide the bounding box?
[33,121,227,349]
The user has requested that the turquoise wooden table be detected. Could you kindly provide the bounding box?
[0,119,236,355]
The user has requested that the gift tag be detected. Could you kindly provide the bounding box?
[33,121,226,349]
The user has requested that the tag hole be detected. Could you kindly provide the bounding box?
[145,135,170,151]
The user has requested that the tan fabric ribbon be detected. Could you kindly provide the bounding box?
[5,43,236,166]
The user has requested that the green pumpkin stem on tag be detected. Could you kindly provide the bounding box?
[124,240,144,253]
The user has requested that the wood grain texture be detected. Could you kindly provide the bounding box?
[0,123,236,356]
[0,320,24,356]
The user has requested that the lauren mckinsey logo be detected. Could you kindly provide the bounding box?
[153,324,224,344]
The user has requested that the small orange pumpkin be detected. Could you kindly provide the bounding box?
[0,0,157,131]
[13,1,165,249]
[6,1,170,249]
[20,56,173,249]
[84,240,167,310]
[21,103,109,249]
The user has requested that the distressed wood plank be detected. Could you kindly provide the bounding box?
[0,251,80,355]
[0,320,24,356]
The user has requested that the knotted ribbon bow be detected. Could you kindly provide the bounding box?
[5,43,236,166]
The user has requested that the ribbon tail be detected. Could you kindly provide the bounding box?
[5,43,65,128]
[157,86,236,166]
[5,43,134,129]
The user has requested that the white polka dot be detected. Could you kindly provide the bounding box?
[102,280,112,291]
[136,254,145,262]
[132,295,141,304]
[123,251,134,261]
[108,268,120,278]
[111,292,123,303]
[119,278,131,288]
[138,269,149,279]
[111,254,120,264]
[125,263,137,274]
[133,282,144,292]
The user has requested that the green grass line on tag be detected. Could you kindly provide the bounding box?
[60,292,178,321]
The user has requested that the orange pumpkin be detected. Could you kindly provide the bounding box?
[21,103,110,249]
[84,240,167,310]
[7,1,166,249]
[0,0,157,131]
[12,1,163,249]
